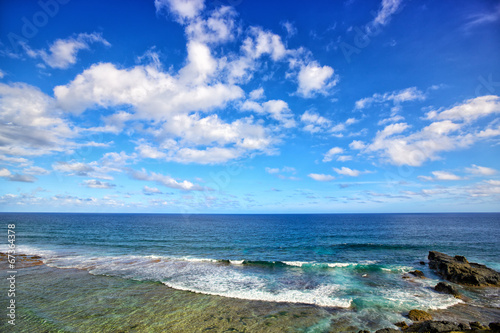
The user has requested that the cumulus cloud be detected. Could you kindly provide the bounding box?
[143,186,163,195]
[0,168,11,177]
[265,167,280,174]
[333,167,373,177]
[300,110,332,133]
[296,61,337,97]
[23,166,50,175]
[0,82,75,157]
[355,87,425,111]
[54,63,243,116]
[241,99,296,128]
[242,27,287,61]
[308,173,335,182]
[0,168,37,183]
[53,161,95,176]
[323,147,344,162]
[466,164,497,176]
[425,95,500,123]
[129,168,205,191]
[23,33,110,69]
[334,167,362,177]
[360,96,500,166]
[155,0,205,22]
[83,179,116,189]
[431,171,463,181]
[185,6,237,44]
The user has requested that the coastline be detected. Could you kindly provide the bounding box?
[2,253,499,332]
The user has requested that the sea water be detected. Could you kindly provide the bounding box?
[1,213,499,331]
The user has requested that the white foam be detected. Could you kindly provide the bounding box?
[229,260,244,265]
[282,261,309,267]
[327,263,353,268]
[164,281,353,308]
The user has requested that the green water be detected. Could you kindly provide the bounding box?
[1,265,340,333]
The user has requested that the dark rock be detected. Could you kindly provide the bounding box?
[454,255,469,263]
[434,282,460,296]
[489,322,500,332]
[469,321,489,330]
[357,331,370,333]
[409,270,425,278]
[375,329,400,333]
[408,309,432,322]
[415,320,461,333]
[395,321,409,330]
[458,322,470,331]
[419,261,425,265]
[428,251,500,286]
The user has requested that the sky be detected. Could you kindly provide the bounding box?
[0,0,499,213]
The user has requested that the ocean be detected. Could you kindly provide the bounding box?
[1,213,499,332]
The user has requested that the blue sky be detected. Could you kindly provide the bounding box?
[0,0,499,213]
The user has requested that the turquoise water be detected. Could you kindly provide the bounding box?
[1,213,499,329]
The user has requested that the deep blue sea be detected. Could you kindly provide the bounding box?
[1,213,499,329]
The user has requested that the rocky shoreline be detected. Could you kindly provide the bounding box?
[2,251,499,332]
[370,251,500,333]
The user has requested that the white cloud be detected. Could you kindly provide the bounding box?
[466,164,497,176]
[0,70,4,78]
[355,87,425,110]
[24,33,110,69]
[323,147,344,162]
[300,110,332,133]
[173,147,243,164]
[155,0,205,22]
[249,87,265,100]
[23,166,50,175]
[242,27,287,61]
[431,171,463,181]
[53,161,95,176]
[0,82,75,157]
[308,173,336,182]
[1,169,37,182]
[185,6,237,44]
[83,179,116,189]
[337,155,352,162]
[360,96,500,166]
[143,186,163,195]
[241,99,295,128]
[265,167,280,174]
[349,140,366,150]
[54,63,243,116]
[135,141,168,159]
[366,0,403,34]
[334,167,362,177]
[486,180,500,186]
[8,174,37,183]
[129,168,205,191]
[296,61,337,97]
[0,168,11,177]
[464,5,500,30]
[53,158,121,180]
[281,21,297,37]
[425,95,500,123]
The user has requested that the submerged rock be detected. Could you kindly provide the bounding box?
[469,321,489,330]
[395,321,409,330]
[434,282,460,297]
[406,320,463,333]
[408,309,432,322]
[428,251,500,287]
[409,270,425,278]
[490,322,500,331]
[375,329,400,333]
